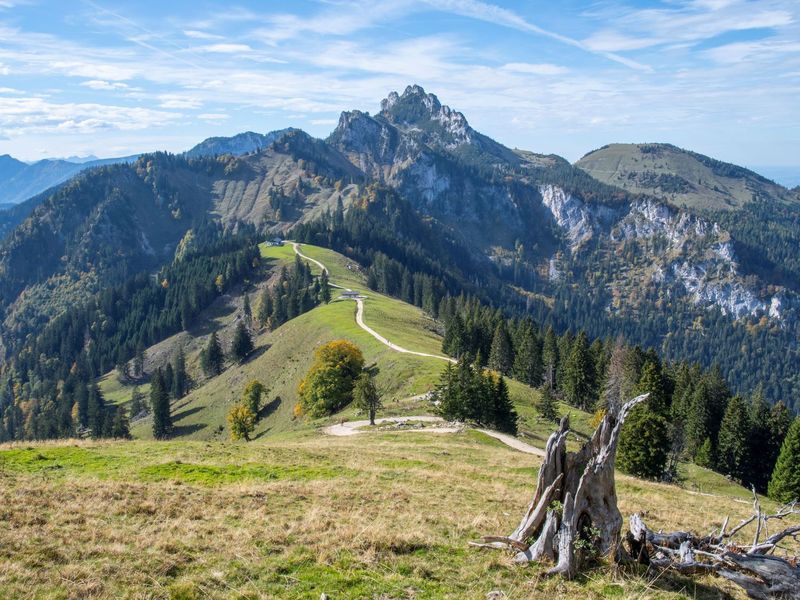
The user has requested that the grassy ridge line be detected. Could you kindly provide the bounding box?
[291,241,454,363]
[115,241,585,444]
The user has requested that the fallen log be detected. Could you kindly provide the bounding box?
[627,498,800,600]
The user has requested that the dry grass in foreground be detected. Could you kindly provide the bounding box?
[0,431,796,599]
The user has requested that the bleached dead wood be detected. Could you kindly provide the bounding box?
[472,394,650,579]
[627,496,800,599]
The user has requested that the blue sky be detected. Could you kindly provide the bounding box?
[0,0,798,178]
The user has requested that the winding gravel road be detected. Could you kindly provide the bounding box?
[292,242,454,363]
[290,242,543,457]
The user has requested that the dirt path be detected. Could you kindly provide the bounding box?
[291,242,454,363]
[354,298,455,363]
[292,242,542,456]
[323,415,545,456]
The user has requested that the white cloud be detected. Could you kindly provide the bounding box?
[158,94,202,109]
[183,29,223,40]
[197,113,229,120]
[0,97,180,136]
[501,62,569,76]
[583,0,795,52]
[309,118,337,125]
[704,39,800,63]
[80,80,129,90]
[195,43,252,54]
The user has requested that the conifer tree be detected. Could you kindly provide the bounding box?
[491,375,517,434]
[150,369,171,439]
[537,385,559,422]
[746,388,773,491]
[163,363,174,399]
[201,331,225,377]
[87,384,106,439]
[319,270,331,304]
[638,360,668,414]
[617,405,669,479]
[230,321,254,363]
[171,348,188,399]
[442,312,467,358]
[243,293,252,325]
[129,385,144,418]
[556,331,574,391]
[716,396,751,483]
[695,437,715,468]
[353,372,382,425]
[562,331,595,410]
[257,288,273,327]
[542,326,559,390]
[618,360,670,479]
[512,321,543,386]
[111,405,131,439]
[768,417,800,503]
[488,322,513,375]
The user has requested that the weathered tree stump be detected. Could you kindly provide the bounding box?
[471,394,649,578]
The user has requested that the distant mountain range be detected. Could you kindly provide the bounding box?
[0,85,797,407]
[0,154,139,206]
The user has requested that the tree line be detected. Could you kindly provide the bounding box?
[439,293,799,501]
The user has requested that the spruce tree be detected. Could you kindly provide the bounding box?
[230,321,254,363]
[442,313,467,358]
[618,360,670,479]
[537,385,559,422]
[129,386,144,418]
[150,369,172,439]
[746,388,773,491]
[768,417,800,503]
[87,384,106,439]
[319,270,331,304]
[243,293,252,325]
[556,331,574,391]
[562,331,595,410]
[201,331,225,377]
[257,288,273,327]
[491,375,517,434]
[637,360,668,414]
[512,321,542,386]
[542,326,559,390]
[111,406,131,439]
[171,348,188,399]
[163,363,174,400]
[488,322,513,375]
[617,405,670,479]
[716,396,751,483]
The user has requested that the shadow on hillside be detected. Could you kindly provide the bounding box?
[172,405,204,422]
[252,397,283,440]
[242,344,271,364]
[170,423,206,437]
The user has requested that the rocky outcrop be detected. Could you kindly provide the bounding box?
[540,184,782,319]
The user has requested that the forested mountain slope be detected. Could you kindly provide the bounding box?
[0,85,797,408]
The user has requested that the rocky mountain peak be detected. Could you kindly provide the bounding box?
[377,85,472,147]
